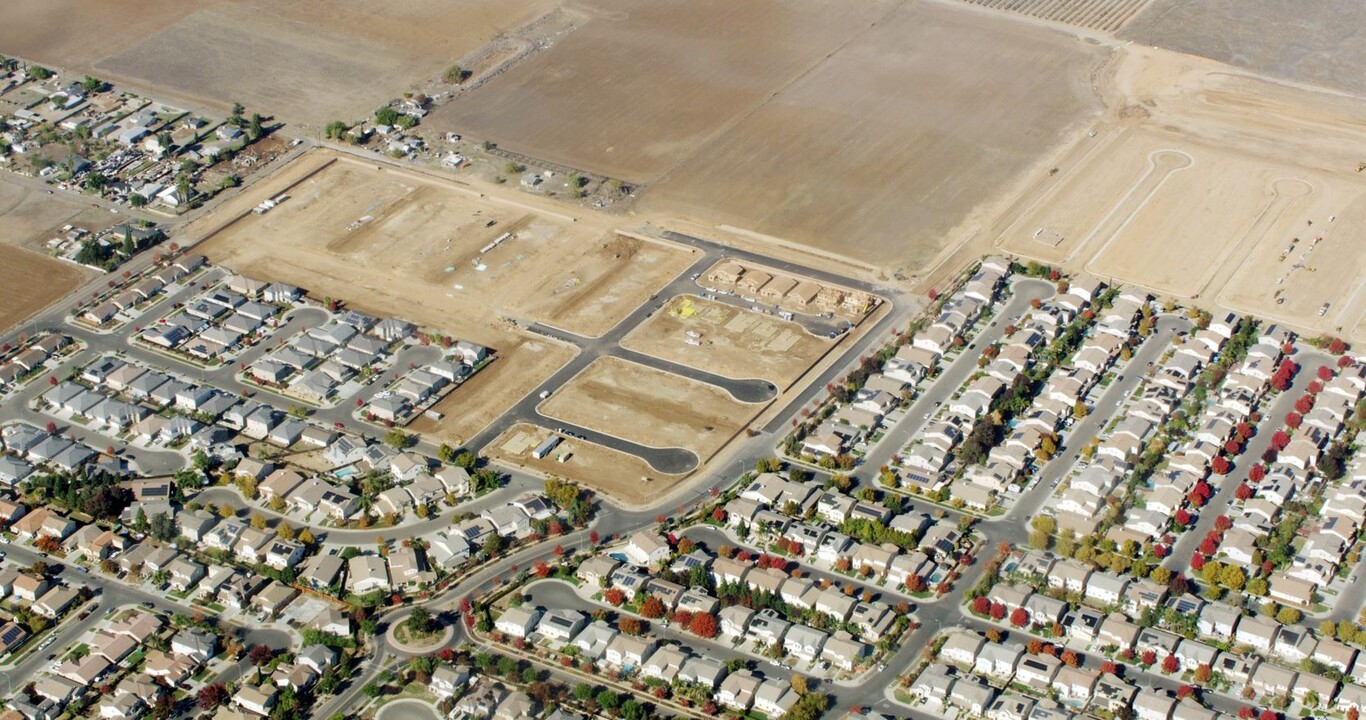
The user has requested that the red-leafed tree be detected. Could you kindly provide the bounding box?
[1141,650,1157,666]
[1214,515,1232,532]
[1191,553,1206,571]
[1339,355,1356,368]
[1060,650,1079,667]
[1195,664,1212,683]
[604,588,626,606]
[972,597,991,615]
[1162,655,1180,673]
[1237,422,1254,440]
[990,602,1006,621]
[1271,430,1291,450]
[1224,439,1242,455]
[1100,660,1119,675]
[198,683,229,709]
[1249,463,1267,481]
[641,596,666,619]
[1176,685,1196,699]
[1259,710,1279,720]
[1238,707,1255,720]
[248,645,274,666]
[1175,508,1193,526]
[1212,457,1231,475]
[1330,338,1348,355]
[689,613,719,639]
[1295,395,1314,414]
[1318,365,1335,381]
[1010,607,1030,627]
[1199,537,1218,556]
[1308,380,1324,395]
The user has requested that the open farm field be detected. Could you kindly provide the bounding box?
[620,295,833,385]
[1122,0,1366,99]
[994,49,1366,342]
[538,357,758,459]
[487,423,684,506]
[0,245,89,333]
[427,0,897,184]
[639,0,1105,273]
[951,0,1152,33]
[0,177,101,331]
[0,0,555,125]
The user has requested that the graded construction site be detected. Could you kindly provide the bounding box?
[994,48,1366,342]
[192,149,694,444]
[487,422,684,507]
[188,149,855,498]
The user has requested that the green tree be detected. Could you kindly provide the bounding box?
[443,65,467,83]
[384,429,411,450]
[324,120,349,140]
[1276,606,1303,625]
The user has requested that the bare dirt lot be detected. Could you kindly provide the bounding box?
[407,340,577,446]
[428,0,898,185]
[0,245,88,333]
[194,150,687,339]
[487,422,684,506]
[995,48,1366,342]
[0,179,100,331]
[538,357,759,458]
[0,0,555,126]
[194,149,683,441]
[639,1,1105,273]
[620,295,833,385]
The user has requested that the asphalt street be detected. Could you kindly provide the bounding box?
[1162,351,1330,573]
[990,314,1191,537]
[0,543,291,692]
[855,278,1056,477]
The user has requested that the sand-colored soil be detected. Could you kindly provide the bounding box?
[193,149,684,440]
[538,357,758,457]
[0,0,555,126]
[0,245,89,333]
[994,48,1366,342]
[487,423,684,506]
[641,1,1104,273]
[620,296,833,385]
[428,0,898,185]
[407,339,577,446]
[194,150,681,340]
[0,178,100,331]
